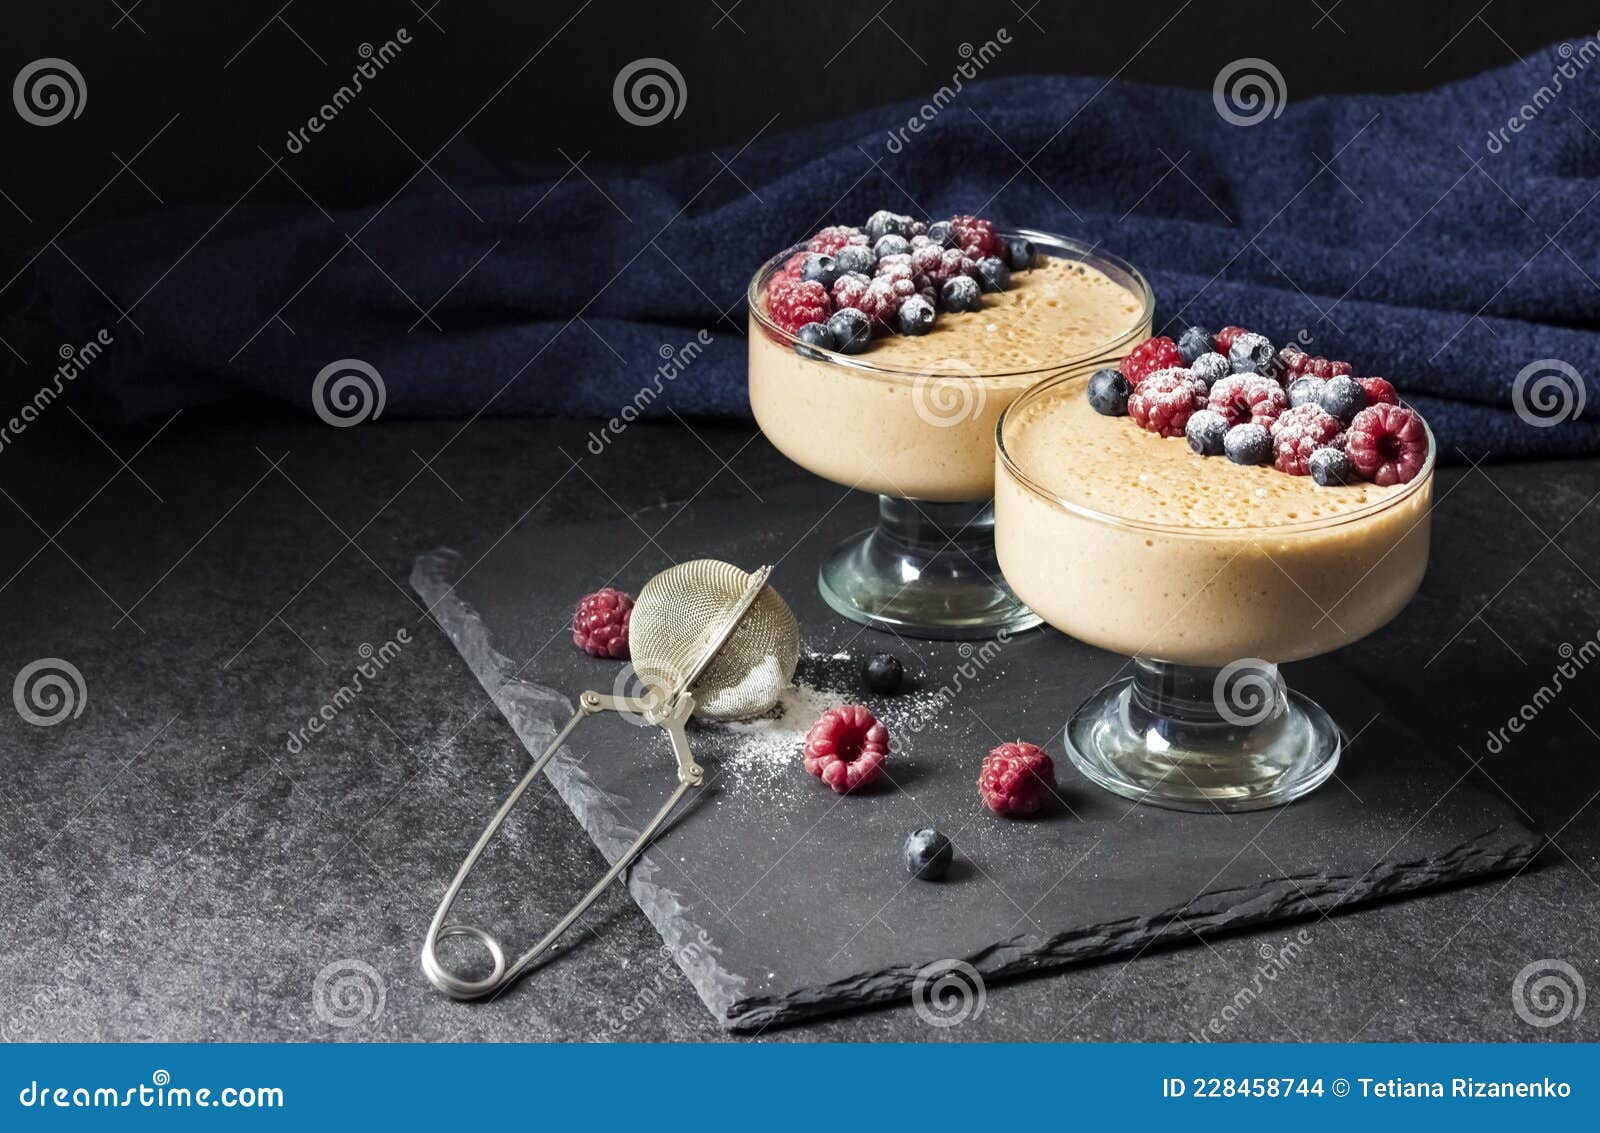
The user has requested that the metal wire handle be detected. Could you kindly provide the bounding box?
[420,689,703,999]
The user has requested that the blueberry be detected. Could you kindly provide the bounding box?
[902,828,953,881]
[1309,447,1354,486]
[873,234,910,260]
[1286,376,1326,409]
[1004,237,1036,272]
[925,220,956,248]
[1224,423,1273,465]
[863,652,904,694]
[1228,332,1275,375]
[974,256,1011,293]
[793,321,836,359]
[1190,351,1230,386]
[827,308,872,354]
[799,253,837,289]
[1177,326,1215,365]
[939,274,983,313]
[834,243,875,277]
[1318,375,1367,423]
[865,210,909,242]
[1185,409,1229,456]
[1086,368,1132,416]
[896,294,936,336]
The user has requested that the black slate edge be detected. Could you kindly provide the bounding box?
[411,548,748,1024]
[413,547,1542,1034]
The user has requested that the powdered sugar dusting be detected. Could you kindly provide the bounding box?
[692,650,948,794]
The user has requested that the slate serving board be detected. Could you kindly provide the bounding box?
[412,482,1540,1032]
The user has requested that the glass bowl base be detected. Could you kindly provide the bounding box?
[817,496,1041,641]
[1065,662,1342,813]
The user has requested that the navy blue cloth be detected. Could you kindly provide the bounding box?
[15,43,1600,460]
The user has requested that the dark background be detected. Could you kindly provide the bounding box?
[2,0,1597,253]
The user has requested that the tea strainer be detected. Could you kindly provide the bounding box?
[421,559,799,1000]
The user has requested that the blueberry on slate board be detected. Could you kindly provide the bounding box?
[903,829,953,881]
[863,652,903,694]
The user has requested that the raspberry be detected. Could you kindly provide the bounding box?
[848,276,914,328]
[1329,360,1353,377]
[1214,326,1251,355]
[1122,336,1184,385]
[1270,404,1344,476]
[1208,374,1288,429]
[808,225,867,256]
[831,271,871,311]
[572,588,633,659]
[1345,403,1429,486]
[921,246,975,287]
[948,214,999,259]
[803,705,889,794]
[1276,345,1310,380]
[1357,376,1398,406]
[1129,368,1207,438]
[767,276,830,334]
[978,741,1055,816]
[874,255,934,306]
[776,251,809,279]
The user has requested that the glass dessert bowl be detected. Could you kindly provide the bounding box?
[995,368,1436,811]
[748,227,1153,639]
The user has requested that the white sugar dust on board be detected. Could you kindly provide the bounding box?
[692,649,948,794]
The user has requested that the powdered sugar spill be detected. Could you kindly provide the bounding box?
[692,650,949,793]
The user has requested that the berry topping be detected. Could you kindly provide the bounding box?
[1228,331,1276,375]
[1345,403,1429,486]
[949,214,1000,258]
[572,588,633,659]
[1207,373,1288,429]
[799,253,838,289]
[1121,336,1185,385]
[1286,376,1325,408]
[1213,326,1251,355]
[1357,376,1398,406]
[1190,351,1231,386]
[864,210,912,242]
[897,294,936,335]
[767,276,830,334]
[777,250,809,279]
[1224,423,1273,465]
[854,275,918,327]
[1309,447,1354,486]
[826,308,872,354]
[1129,368,1207,438]
[863,652,904,695]
[925,220,956,248]
[939,274,983,313]
[903,828,953,881]
[1271,404,1344,476]
[1276,345,1310,379]
[974,255,1011,292]
[978,741,1055,816]
[808,225,868,256]
[1004,236,1037,271]
[1177,325,1215,365]
[834,243,876,277]
[1329,360,1353,377]
[831,271,871,311]
[803,705,889,794]
[1186,409,1229,455]
[1318,374,1367,423]
[793,321,837,359]
[923,246,976,287]
[1087,368,1132,416]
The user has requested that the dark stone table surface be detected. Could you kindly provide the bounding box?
[2,411,1596,1042]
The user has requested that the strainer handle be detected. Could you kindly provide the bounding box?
[420,690,698,1000]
